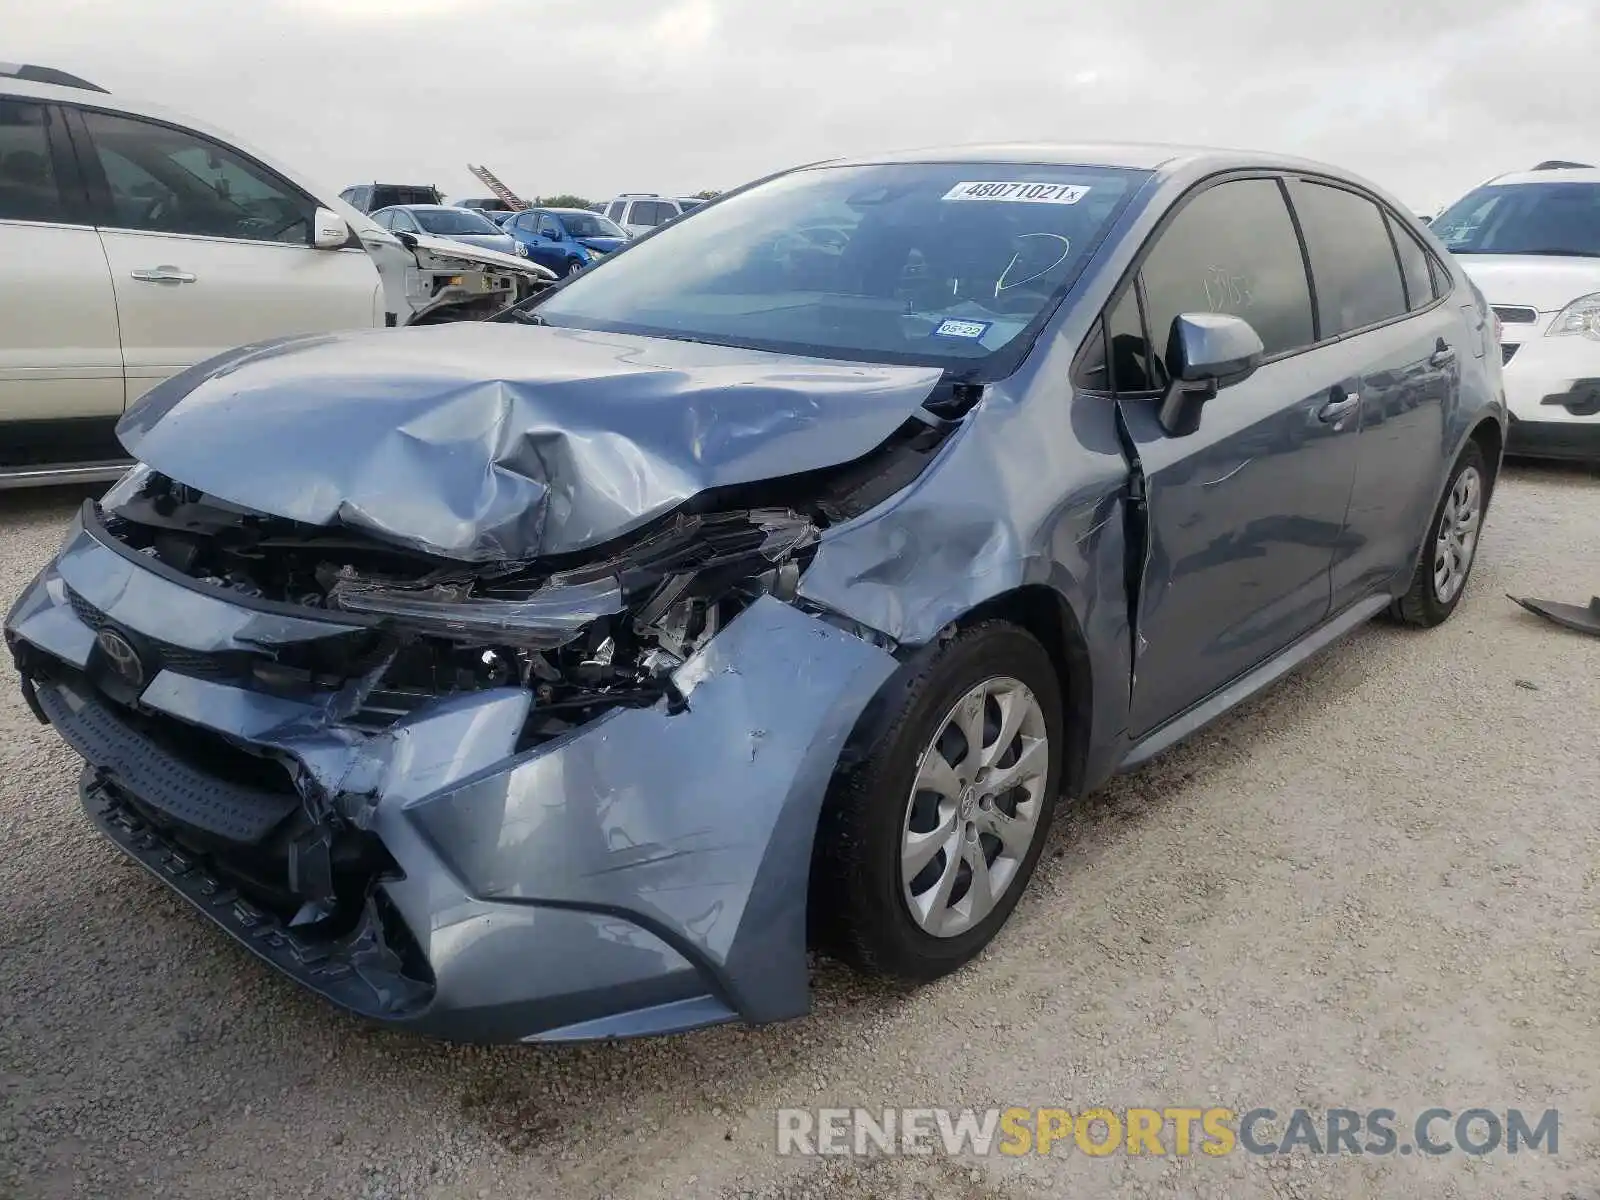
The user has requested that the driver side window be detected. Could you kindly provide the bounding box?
[539,215,562,239]
[1098,177,1316,394]
[78,109,316,245]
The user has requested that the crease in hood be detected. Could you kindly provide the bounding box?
[116,323,946,564]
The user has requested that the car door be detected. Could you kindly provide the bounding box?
[518,212,562,272]
[1284,178,1460,607]
[538,212,573,262]
[0,96,123,446]
[1110,175,1365,735]
[69,106,380,404]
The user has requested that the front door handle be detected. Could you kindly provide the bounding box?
[1430,339,1457,368]
[1317,387,1361,428]
[130,266,197,284]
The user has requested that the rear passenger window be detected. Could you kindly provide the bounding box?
[630,201,674,227]
[1387,214,1435,310]
[0,100,63,223]
[606,201,625,221]
[1289,180,1407,335]
[1138,177,1315,378]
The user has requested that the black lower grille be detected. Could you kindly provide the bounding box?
[31,671,298,843]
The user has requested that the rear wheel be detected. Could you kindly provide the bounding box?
[811,623,1063,982]
[1391,440,1488,627]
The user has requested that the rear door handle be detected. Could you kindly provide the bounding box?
[1317,388,1361,428]
[130,266,197,284]
[1430,340,1457,368]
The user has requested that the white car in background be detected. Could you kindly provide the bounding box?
[1432,164,1600,461]
[599,193,705,237]
[0,63,553,488]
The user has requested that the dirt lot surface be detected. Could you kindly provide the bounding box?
[2,463,1598,1200]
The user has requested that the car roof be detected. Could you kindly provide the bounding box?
[1484,168,1600,187]
[822,140,1363,179]
[383,204,483,213]
[543,207,599,216]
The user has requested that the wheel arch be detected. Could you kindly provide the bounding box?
[1469,414,1504,492]
[949,585,1093,800]
[825,585,1093,799]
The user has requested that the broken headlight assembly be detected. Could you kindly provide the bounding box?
[95,471,824,743]
[323,508,820,740]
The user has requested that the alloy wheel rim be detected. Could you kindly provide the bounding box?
[900,676,1049,939]
[1433,465,1482,604]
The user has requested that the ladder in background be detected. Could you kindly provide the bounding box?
[467,165,528,210]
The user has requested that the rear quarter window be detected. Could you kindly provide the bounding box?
[1386,213,1436,311]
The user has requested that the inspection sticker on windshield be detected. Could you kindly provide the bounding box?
[942,181,1090,205]
[933,318,992,340]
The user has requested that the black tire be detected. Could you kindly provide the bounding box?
[563,257,583,277]
[810,622,1064,983]
[1390,439,1490,627]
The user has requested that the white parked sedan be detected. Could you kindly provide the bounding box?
[0,63,553,488]
[1433,165,1600,461]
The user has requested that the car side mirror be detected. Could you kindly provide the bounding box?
[311,207,350,250]
[1157,313,1265,437]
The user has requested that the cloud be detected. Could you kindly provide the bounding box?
[2,0,1594,210]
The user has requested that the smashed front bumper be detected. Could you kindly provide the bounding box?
[6,507,897,1043]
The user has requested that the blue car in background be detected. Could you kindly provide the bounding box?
[504,207,629,276]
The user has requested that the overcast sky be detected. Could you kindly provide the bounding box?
[6,0,1596,213]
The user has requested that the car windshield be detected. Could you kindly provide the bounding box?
[560,212,626,238]
[533,162,1146,372]
[413,208,501,235]
[1432,182,1600,257]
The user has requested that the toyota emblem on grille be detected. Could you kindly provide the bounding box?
[95,628,145,688]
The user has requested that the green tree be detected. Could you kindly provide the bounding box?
[693,189,720,199]
[533,194,594,210]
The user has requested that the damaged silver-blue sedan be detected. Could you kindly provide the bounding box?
[6,144,1506,1043]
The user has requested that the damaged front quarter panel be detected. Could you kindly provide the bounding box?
[390,596,899,1035]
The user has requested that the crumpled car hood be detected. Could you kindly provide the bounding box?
[115,323,945,563]
[404,230,555,279]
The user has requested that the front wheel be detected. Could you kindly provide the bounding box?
[563,257,584,277]
[810,623,1063,982]
[1391,440,1489,627]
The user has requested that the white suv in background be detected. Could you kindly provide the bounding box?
[0,64,551,488]
[1433,164,1600,461]
[600,193,705,236]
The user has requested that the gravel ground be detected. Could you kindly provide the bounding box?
[2,462,1598,1200]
